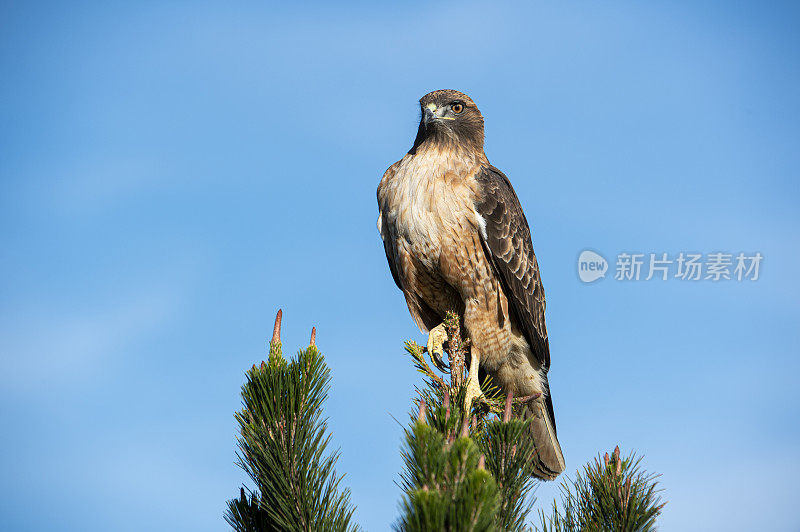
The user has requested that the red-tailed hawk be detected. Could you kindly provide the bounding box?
[377,89,565,480]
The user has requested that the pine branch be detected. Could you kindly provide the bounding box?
[226,310,359,532]
[405,340,448,393]
[537,447,665,532]
[225,488,274,531]
[474,392,540,531]
[395,398,499,532]
[396,317,542,531]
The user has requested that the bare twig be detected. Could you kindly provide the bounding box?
[407,341,448,391]
[443,311,467,387]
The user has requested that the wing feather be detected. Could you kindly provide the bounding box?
[475,165,551,369]
[377,164,403,292]
[382,234,403,290]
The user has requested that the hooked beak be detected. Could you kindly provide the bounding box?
[423,103,437,125]
[423,102,455,125]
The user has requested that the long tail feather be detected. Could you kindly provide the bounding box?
[524,395,566,480]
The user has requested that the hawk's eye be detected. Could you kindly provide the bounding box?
[451,102,464,114]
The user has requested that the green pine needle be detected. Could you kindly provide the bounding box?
[537,448,665,532]
[226,345,359,532]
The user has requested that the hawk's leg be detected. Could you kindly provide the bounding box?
[464,349,482,410]
[426,323,449,373]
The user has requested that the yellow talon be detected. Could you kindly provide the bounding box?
[426,323,449,372]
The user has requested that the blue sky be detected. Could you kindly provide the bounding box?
[1,1,798,530]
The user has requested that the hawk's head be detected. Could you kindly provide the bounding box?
[411,89,484,153]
